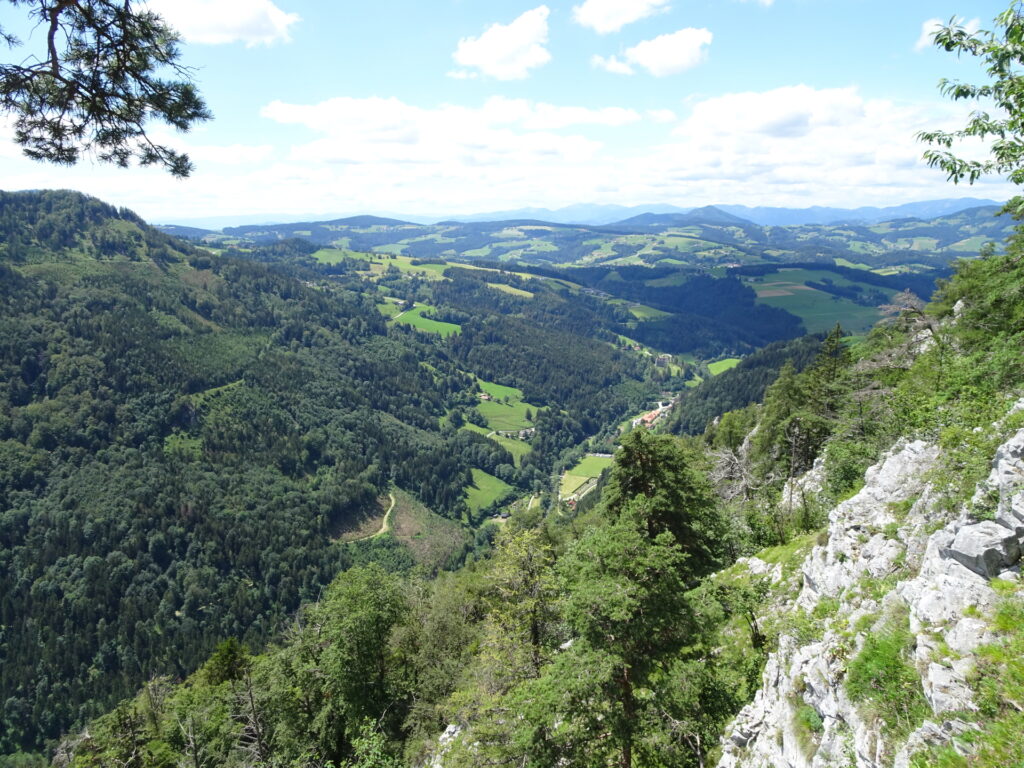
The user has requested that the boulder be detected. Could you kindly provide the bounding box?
[924,663,975,715]
[943,521,1021,578]
[996,492,1024,538]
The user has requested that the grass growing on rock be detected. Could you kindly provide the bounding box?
[792,701,825,760]
[845,608,930,746]
[910,587,1024,768]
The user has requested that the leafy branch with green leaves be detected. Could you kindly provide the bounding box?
[0,0,210,176]
[918,3,1024,204]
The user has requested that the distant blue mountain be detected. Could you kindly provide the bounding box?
[612,205,756,229]
[716,198,1002,226]
[434,198,1002,227]
[158,198,1003,234]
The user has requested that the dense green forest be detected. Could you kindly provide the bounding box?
[42,214,1024,766]
[665,334,825,436]
[6,189,1023,767]
[0,190,671,755]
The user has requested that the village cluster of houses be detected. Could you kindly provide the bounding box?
[631,400,674,429]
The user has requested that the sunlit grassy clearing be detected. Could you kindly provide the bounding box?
[560,454,613,497]
[465,468,513,512]
[396,305,461,337]
[708,358,741,375]
[488,282,534,298]
[376,301,401,318]
[756,290,883,334]
[628,303,672,320]
[478,379,523,400]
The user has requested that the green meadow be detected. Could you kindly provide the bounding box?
[465,468,514,513]
[473,379,541,432]
[560,454,613,498]
[395,305,461,337]
[746,268,892,334]
[708,358,742,375]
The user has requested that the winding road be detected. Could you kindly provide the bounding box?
[350,492,397,541]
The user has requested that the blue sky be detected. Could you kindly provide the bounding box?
[0,0,1015,224]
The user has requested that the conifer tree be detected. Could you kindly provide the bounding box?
[603,428,722,576]
[0,0,210,175]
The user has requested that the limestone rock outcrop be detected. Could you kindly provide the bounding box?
[717,427,1024,768]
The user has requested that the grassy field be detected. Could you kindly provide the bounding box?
[388,489,471,572]
[745,268,890,334]
[628,303,672,321]
[948,235,990,252]
[312,248,360,264]
[465,468,514,513]
[833,257,873,270]
[490,434,531,466]
[376,300,402,318]
[477,400,535,431]
[708,358,742,375]
[487,282,534,298]
[560,454,613,498]
[756,289,883,334]
[573,454,614,476]
[476,379,540,431]
[459,423,532,466]
[320,250,456,281]
[395,305,461,337]
[479,379,523,400]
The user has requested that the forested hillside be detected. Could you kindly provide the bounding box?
[47,213,1024,767]
[0,191,668,754]
[5,189,1022,768]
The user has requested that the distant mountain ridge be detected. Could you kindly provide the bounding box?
[614,205,757,229]
[162,203,1011,271]
[716,197,1003,226]
[158,197,1002,232]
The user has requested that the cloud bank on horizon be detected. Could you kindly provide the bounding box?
[0,0,1014,221]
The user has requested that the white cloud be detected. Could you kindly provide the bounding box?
[915,16,980,52]
[600,28,712,77]
[451,6,551,80]
[572,0,670,35]
[144,0,299,46]
[647,109,677,124]
[591,54,634,75]
[1,86,1010,222]
[646,84,997,204]
[675,85,865,139]
[261,95,637,148]
[736,0,774,6]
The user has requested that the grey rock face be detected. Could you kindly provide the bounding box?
[717,426,1024,768]
[985,427,1024,536]
[943,521,1020,578]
